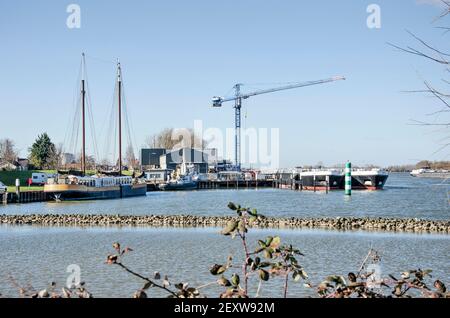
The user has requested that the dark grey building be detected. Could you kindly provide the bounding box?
[140,148,166,168]
[160,148,209,174]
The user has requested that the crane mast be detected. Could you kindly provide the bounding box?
[212,76,345,171]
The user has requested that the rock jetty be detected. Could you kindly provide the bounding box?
[0,214,449,234]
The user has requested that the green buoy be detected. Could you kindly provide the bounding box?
[345,162,352,195]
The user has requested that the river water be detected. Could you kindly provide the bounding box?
[1,173,449,220]
[0,173,449,298]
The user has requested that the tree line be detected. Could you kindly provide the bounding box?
[0,133,61,170]
[0,127,207,171]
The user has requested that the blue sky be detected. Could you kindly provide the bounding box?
[0,0,449,167]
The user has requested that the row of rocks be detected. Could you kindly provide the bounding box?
[0,214,449,234]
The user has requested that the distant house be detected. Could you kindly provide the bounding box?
[0,160,17,171]
[16,158,29,171]
[160,148,209,174]
[140,148,167,169]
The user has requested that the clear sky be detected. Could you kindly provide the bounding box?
[0,0,449,168]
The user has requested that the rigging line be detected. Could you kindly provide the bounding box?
[62,59,83,157]
[98,84,116,164]
[121,83,138,158]
[84,70,100,162]
[68,91,82,156]
[118,67,138,162]
[71,97,81,163]
[104,87,117,165]
[110,81,119,167]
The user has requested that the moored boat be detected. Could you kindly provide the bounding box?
[159,175,198,191]
[44,54,146,201]
[292,168,389,191]
[45,175,146,201]
[350,169,388,190]
[410,168,450,179]
[294,169,343,190]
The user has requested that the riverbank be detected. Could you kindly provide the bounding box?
[1,214,449,234]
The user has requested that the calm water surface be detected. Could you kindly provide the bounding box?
[0,173,448,297]
[0,173,449,220]
[0,227,448,298]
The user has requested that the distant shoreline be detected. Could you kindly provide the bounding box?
[1,214,449,234]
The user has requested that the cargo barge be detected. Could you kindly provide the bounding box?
[292,168,388,191]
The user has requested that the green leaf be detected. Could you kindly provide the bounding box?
[326,275,346,286]
[217,276,231,287]
[210,264,227,275]
[259,269,270,281]
[299,269,308,279]
[238,220,246,233]
[263,249,273,259]
[142,281,154,290]
[231,274,240,287]
[293,271,301,282]
[258,240,267,248]
[270,236,281,248]
[221,220,238,236]
[227,202,238,210]
[265,236,274,246]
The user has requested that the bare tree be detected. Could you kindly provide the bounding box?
[125,145,138,170]
[145,128,207,150]
[389,1,450,135]
[0,138,18,163]
[49,143,64,169]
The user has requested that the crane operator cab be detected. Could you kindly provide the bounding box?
[212,97,223,107]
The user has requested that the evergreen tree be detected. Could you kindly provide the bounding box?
[29,133,56,169]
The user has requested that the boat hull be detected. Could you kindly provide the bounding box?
[295,175,343,190]
[349,174,388,190]
[44,183,147,201]
[159,182,198,191]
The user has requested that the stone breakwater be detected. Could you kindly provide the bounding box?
[0,214,449,234]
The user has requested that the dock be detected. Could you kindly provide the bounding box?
[0,178,364,205]
[1,191,51,204]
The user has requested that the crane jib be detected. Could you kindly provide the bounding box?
[215,76,345,104]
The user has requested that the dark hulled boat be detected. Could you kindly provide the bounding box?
[293,168,388,191]
[349,169,388,190]
[294,170,343,190]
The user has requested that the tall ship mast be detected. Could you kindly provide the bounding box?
[44,55,147,201]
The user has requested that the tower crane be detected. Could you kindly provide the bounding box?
[212,76,346,171]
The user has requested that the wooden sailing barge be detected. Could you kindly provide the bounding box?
[44,54,147,201]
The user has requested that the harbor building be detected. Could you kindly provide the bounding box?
[160,148,209,174]
[140,148,167,169]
